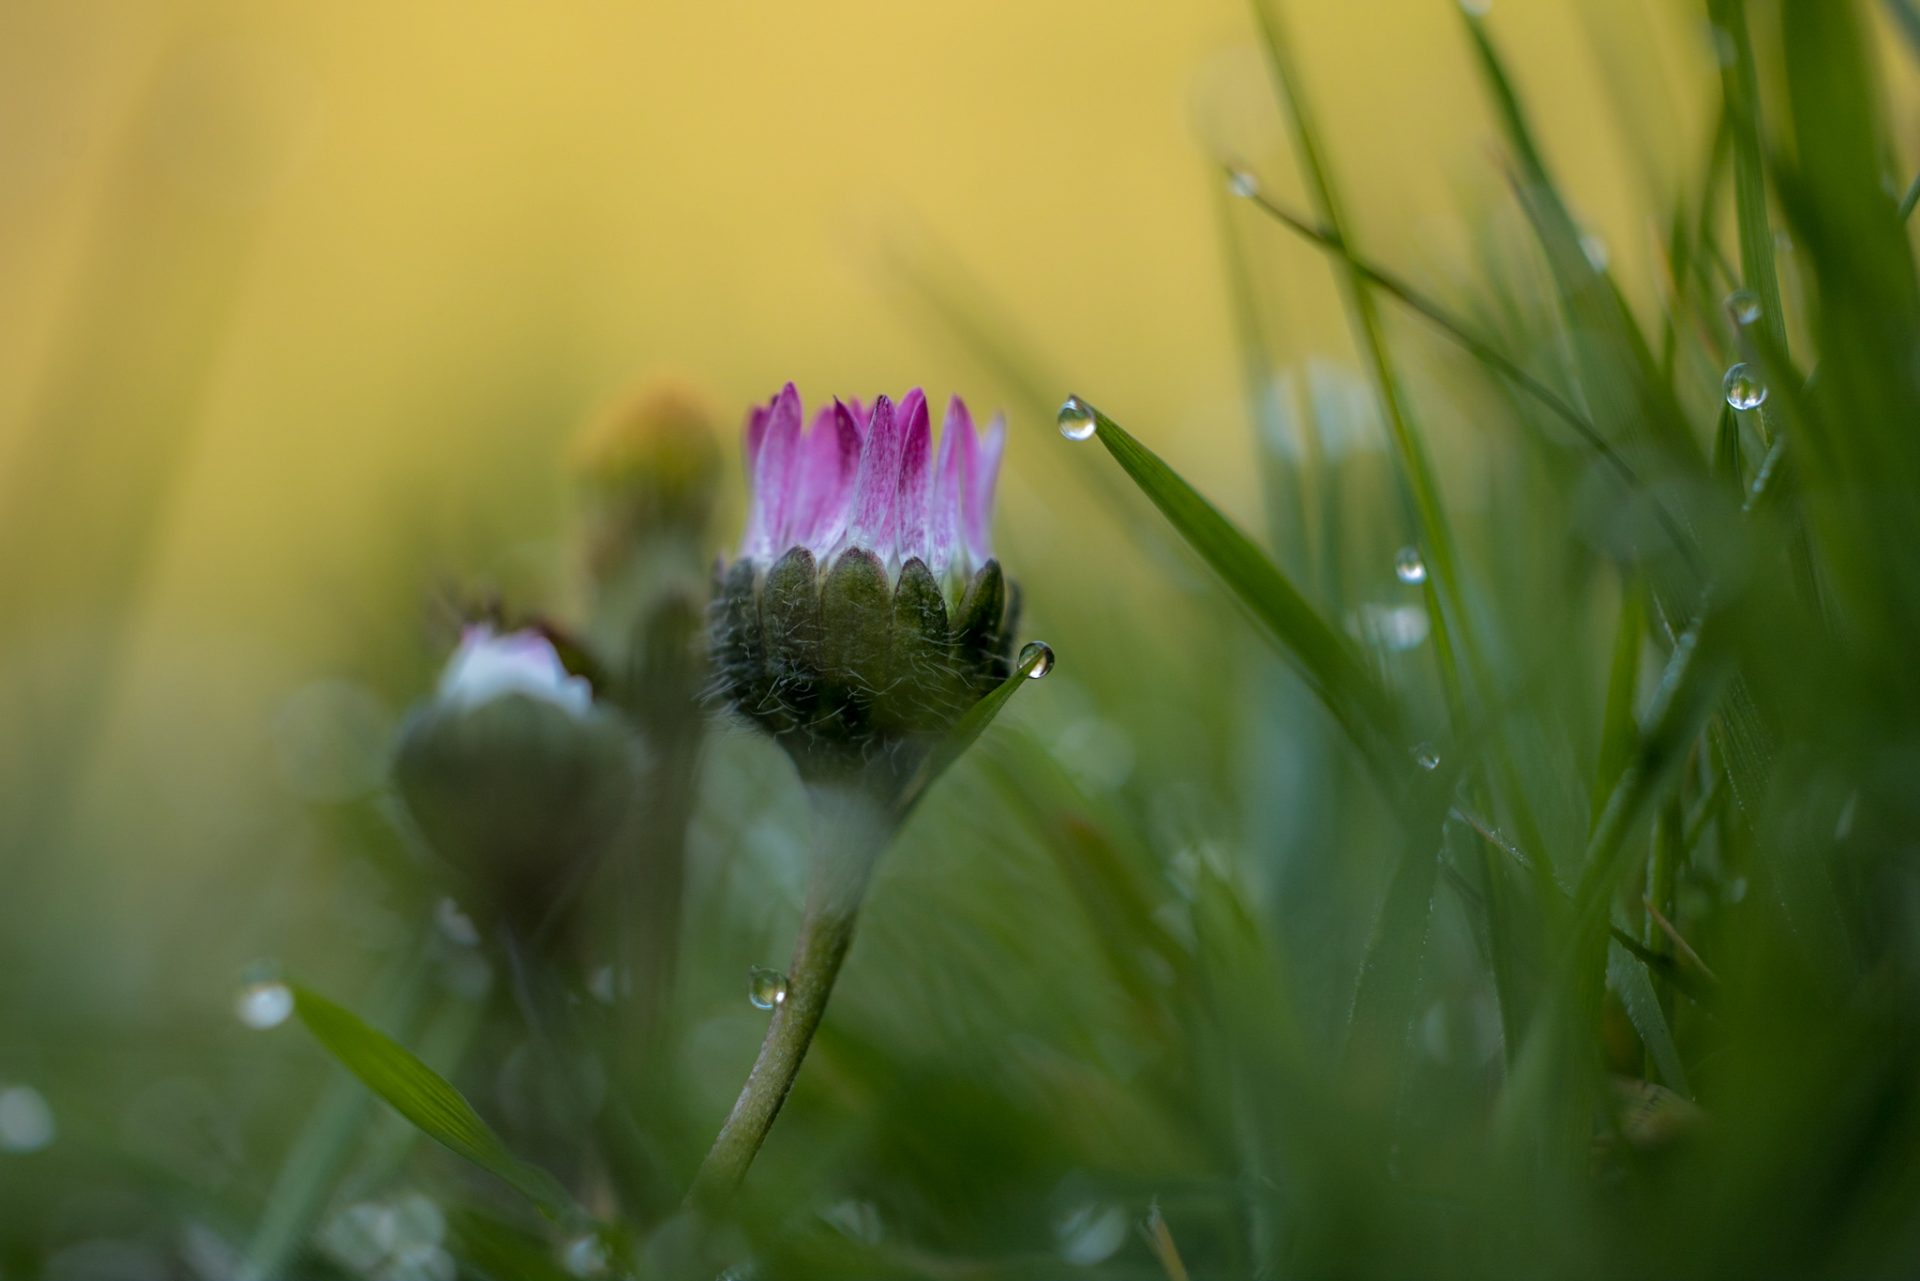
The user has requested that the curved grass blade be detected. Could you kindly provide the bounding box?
[1069,400,1396,767]
[292,985,575,1220]
[892,644,1049,821]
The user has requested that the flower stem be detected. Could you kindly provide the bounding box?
[689,781,893,1208]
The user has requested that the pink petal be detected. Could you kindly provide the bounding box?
[844,394,902,558]
[927,396,970,575]
[790,399,864,554]
[742,383,803,561]
[743,403,770,484]
[890,389,932,566]
[962,410,1005,564]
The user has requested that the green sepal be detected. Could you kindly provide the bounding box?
[952,559,1011,695]
[818,548,893,739]
[712,557,768,721]
[880,557,964,738]
[758,547,821,735]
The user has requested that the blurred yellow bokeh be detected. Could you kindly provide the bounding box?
[4,0,1905,819]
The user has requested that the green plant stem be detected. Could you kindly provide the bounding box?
[689,783,894,1209]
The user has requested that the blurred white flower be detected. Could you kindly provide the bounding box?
[435,626,591,716]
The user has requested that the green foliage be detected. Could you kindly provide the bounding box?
[9,2,1920,1278]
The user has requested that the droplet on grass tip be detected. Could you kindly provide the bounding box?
[1057,395,1098,441]
[1723,363,1767,411]
[1227,166,1260,199]
[748,966,788,1011]
[1019,641,1056,679]
[1413,744,1440,771]
[235,963,294,1030]
[1394,545,1427,584]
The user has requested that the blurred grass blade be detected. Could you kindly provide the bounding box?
[244,940,439,1279]
[1233,177,1609,459]
[1071,400,1395,763]
[1886,0,1920,57]
[1249,0,1479,730]
[1709,0,1788,353]
[1593,588,1645,821]
[292,986,574,1219]
[1459,9,1700,474]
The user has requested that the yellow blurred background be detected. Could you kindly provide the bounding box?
[0,0,1854,926]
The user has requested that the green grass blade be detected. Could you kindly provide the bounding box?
[292,985,575,1220]
[1709,0,1789,353]
[1070,400,1396,765]
[1501,612,1731,1164]
[1593,587,1646,821]
[1608,944,1691,1096]
[1233,178,1617,463]
[894,645,1049,821]
[1459,9,1701,474]
[1248,0,1478,728]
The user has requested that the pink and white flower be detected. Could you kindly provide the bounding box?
[736,383,1005,595]
[711,384,1019,779]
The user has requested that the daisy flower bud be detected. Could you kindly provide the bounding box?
[710,384,1018,785]
[393,625,646,939]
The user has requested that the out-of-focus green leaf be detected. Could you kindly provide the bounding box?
[292,986,574,1219]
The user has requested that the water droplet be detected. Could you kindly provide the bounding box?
[1458,0,1491,13]
[0,1084,55,1153]
[1725,289,1762,326]
[1580,232,1610,272]
[1352,603,1430,652]
[435,897,480,947]
[1227,166,1259,199]
[1723,362,1768,411]
[821,1199,885,1244]
[1393,545,1427,584]
[1413,744,1440,771]
[1057,395,1098,442]
[748,966,788,1011]
[1019,640,1056,679]
[562,1233,611,1277]
[235,963,293,1030]
[1054,1203,1129,1266]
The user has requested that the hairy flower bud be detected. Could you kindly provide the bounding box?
[393,626,646,938]
[710,385,1018,783]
